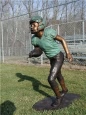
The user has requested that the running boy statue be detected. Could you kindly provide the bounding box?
[29,15,73,107]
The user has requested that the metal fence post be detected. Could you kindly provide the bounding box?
[41,54,43,65]
[1,21,4,63]
[82,20,85,42]
[57,24,60,35]
[74,27,75,46]
[65,32,67,38]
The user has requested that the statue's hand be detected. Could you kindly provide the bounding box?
[66,53,73,62]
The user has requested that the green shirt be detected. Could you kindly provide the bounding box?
[31,28,61,58]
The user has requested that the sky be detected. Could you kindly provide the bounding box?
[1,0,86,20]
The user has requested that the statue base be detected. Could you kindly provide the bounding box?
[32,93,80,111]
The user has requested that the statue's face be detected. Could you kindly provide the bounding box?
[30,22,39,34]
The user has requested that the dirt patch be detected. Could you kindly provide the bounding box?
[4,59,86,71]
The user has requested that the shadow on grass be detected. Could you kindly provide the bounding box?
[16,73,51,97]
[0,100,16,115]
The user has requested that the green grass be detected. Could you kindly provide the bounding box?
[0,63,86,115]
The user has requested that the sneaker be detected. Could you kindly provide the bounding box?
[51,97,62,107]
[60,89,68,97]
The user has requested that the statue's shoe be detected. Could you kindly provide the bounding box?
[60,89,68,97]
[51,97,62,107]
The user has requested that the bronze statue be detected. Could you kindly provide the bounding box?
[29,15,73,107]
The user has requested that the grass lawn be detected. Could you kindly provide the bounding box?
[0,63,86,115]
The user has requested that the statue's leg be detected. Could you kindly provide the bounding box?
[48,71,62,107]
[48,52,65,107]
[57,70,68,96]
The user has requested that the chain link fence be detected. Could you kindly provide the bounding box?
[0,15,31,62]
[53,20,86,66]
[0,16,86,66]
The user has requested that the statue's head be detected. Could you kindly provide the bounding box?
[30,15,46,33]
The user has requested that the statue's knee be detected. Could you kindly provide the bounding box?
[48,76,54,84]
